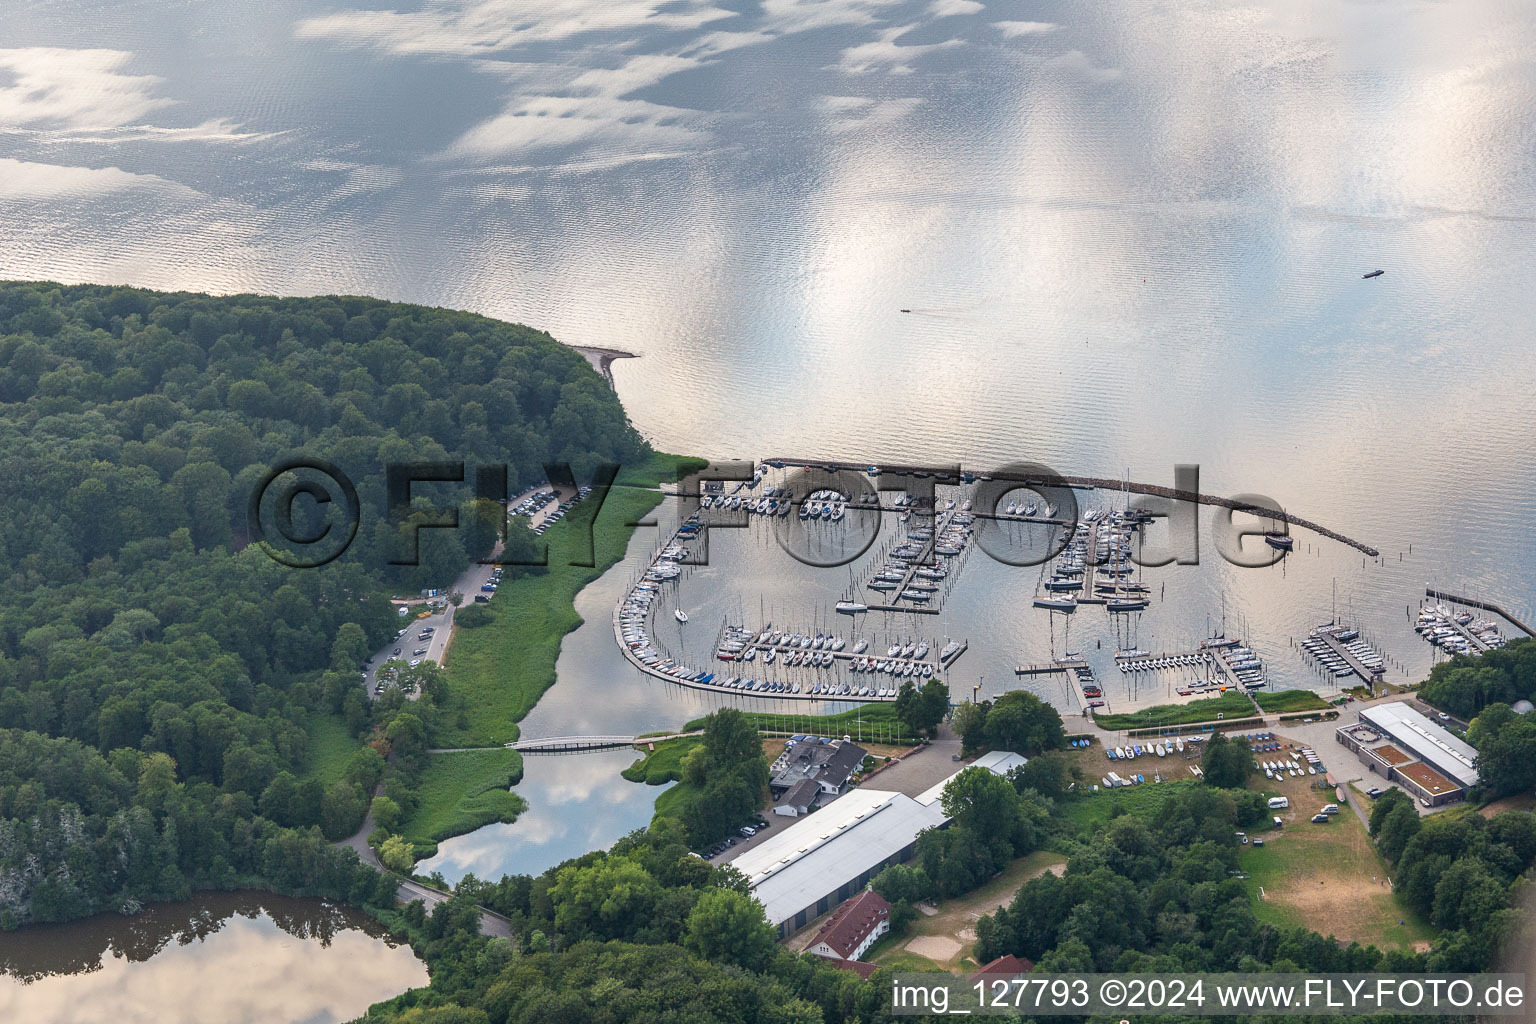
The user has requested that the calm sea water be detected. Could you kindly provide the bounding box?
[5,0,1535,890]
[0,893,425,1024]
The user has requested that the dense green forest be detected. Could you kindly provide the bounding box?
[354,739,1530,1024]
[0,281,648,928]
[1420,638,1536,797]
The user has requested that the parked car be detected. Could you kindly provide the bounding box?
[739,826,756,837]
[1252,838,1265,847]
[392,648,401,655]
[413,648,428,656]
[1311,813,1331,823]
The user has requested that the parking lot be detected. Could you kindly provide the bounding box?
[360,482,587,700]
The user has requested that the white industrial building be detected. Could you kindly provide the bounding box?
[1336,701,1478,805]
[1359,702,1478,789]
[737,750,1027,936]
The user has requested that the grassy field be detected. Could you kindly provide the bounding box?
[623,736,701,785]
[1093,692,1256,730]
[398,748,527,857]
[684,703,919,745]
[300,712,366,787]
[1239,809,1435,950]
[870,850,1067,971]
[1254,690,1333,713]
[1059,778,1204,829]
[437,451,701,747]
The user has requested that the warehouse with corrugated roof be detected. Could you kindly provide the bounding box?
[736,751,1027,935]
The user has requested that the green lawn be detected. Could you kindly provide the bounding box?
[300,712,366,787]
[623,736,702,785]
[1239,810,1435,950]
[651,779,700,822]
[683,703,919,745]
[1060,779,1204,829]
[398,748,527,857]
[1093,692,1256,731]
[1254,690,1332,713]
[437,451,702,747]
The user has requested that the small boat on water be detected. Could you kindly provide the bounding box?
[1033,594,1078,612]
[1362,269,1384,279]
[1264,532,1294,550]
[675,609,688,623]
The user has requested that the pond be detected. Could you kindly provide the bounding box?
[0,893,427,1024]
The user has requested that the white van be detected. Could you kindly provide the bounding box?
[1322,803,1340,816]
[1267,796,1289,810]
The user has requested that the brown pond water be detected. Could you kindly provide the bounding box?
[0,892,427,1024]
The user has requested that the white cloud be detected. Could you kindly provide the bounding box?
[295,0,735,56]
[54,118,282,144]
[449,93,703,159]
[445,53,710,161]
[0,48,172,129]
[837,25,962,75]
[929,0,983,18]
[1047,49,1122,82]
[819,94,923,133]
[994,21,1058,38]
[0,157,194,199]
[758,0,908,36]
[0,49,269,145]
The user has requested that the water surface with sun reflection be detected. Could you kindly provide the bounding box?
[3,0,1535,1006]
[0,893,426,1024]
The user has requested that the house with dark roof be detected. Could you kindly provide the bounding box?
[975,953,1033,975]
[774,777,821,818]
[770,737,867,797]
[805,889,891,962]
[825,958,879,978]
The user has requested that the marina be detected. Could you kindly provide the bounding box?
[1113,636,1269,696]
[612,491,965,702]
[1301,623,1387,686]
[612,461,1355,716]
[1415,602,1508,657]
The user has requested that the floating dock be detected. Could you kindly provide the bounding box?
[1425,588,1534,637]
[1302,624,1385,684]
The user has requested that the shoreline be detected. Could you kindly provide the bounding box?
[570,344,638,387]
[401,453,703,860]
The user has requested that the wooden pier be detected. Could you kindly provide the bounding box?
[1309,627,1385,683]
[941,639,968,667]
[1425,588,1536,638]
[1014,659,1097,715]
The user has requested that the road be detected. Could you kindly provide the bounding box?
[361,483,576,699]
[337,788,514,939]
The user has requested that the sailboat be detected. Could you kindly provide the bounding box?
[675,609,688,623]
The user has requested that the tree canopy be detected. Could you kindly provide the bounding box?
[0,281,646,928]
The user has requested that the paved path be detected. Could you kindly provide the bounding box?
[854,725,961,799]
[336,786,515,939]
[361,483,575,700]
